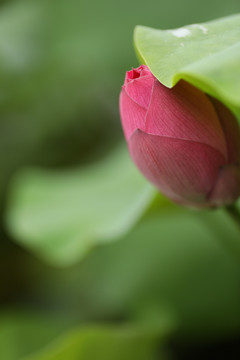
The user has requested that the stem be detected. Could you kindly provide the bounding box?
[218,204,240,261]
[225,204,240,231]
[199,205,240,262]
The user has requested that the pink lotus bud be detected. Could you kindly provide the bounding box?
[119,65,240,208]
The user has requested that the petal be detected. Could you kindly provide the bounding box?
[210,97,240,164]
[129,130,226,204]
[209,165,240,206]
[124,75,155,109]
[119,88,147,140]
[145,80,228,159]
[125,64,152,82]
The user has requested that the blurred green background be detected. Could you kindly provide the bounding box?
[1,0,240,359]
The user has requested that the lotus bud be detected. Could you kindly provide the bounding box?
[119,65,240,208]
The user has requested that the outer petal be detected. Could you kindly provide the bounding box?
[119,88,146,140]
[124,75,155,109]
[210,97,240,164]
[209,165,240,206]
[145,80,228,159]
[129,130,226,204]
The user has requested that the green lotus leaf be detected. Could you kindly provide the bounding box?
[134,14,240,117]
[5,146,155,266]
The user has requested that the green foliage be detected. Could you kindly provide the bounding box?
[0,312,171,360]
[25,325,167,360]
[0,312,72,360]
[134,14,240,117]
[3,206,240,359]
[69,209,240,339]
[6,146,155,265]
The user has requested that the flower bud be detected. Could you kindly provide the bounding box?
[119,65,240,208]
